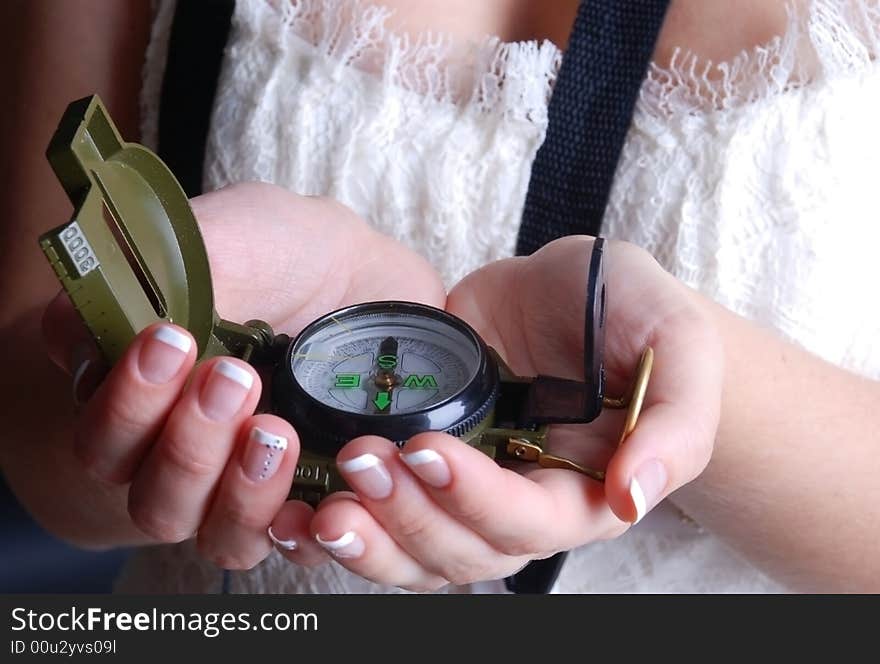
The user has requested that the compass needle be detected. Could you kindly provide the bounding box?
[328,314,352,334]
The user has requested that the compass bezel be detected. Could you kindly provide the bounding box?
[272,301,499,455]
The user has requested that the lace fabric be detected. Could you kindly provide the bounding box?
[124,0,880,594]
[611,1,880,381]
[641,0,880,115]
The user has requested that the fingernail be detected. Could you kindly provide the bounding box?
[138,326,191,384]
[268,526,297,551]
[72,356,91,405]
[400,449,451,488]
[315,531,365,559]
[630,459,668,524]
[200,360,253,420]
[71,344,104,405]
[243,428,288,482]
[69,342,93,377]
[337,453,393,500]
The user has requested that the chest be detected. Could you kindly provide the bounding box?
[377,0,793,74]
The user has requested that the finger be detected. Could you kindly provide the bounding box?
[268,499,333,568]
[74,323,197,483]
[127,357,261,543]
[604,316,724,524]
[334,436,525,585]
[605,403,712,525]
[399,432,627,555]
[310,495,449,592]
[196,415,300,570]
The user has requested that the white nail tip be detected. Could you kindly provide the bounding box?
[71,358,90,405]
[337,453,383,473]
[268,527,297,551]
[400,449,442,467]
[152,326,192,353]
[252,427,288,451]
[315,531,357,550]
[214,359,254,389]
[315,531,364,558]
[630,477,647,524]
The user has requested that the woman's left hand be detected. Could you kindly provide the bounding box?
[279,236,723,591]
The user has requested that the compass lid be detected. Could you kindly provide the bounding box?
[520,238,606,425]
[584,237,607,415]
[39,94,223,364]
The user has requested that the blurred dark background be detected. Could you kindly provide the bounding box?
[1,475,129,593]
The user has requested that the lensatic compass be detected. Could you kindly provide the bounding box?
[39,95,653,505]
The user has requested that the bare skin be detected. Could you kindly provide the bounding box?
[378,0,790,67]
[5,1,877,592]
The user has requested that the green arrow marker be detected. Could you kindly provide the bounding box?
[374,392,391,411]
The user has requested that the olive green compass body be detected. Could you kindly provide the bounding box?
[38,95,652,506]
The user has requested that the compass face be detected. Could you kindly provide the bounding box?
[289,307,481,416]
[272,301,500,453]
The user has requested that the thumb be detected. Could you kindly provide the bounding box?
[603,403,711,523]
[603,327,723,524]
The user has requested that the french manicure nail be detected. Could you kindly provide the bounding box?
[337,453,393,500]
[71,356,91,405]
[138,326,191,384]
[400,449,451,488]
[243,428,288,482]
[69,342,93,377]
[630,459,668,524]
[200,360,253,421]
[268,526,297,551]
[315,531,365,559]
[71,344,104,405]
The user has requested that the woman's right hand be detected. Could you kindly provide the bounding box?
[38,182,447,569]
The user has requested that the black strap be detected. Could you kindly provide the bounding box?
[516,0,671,255]
[507,0,670,594]
[157,0,235,197]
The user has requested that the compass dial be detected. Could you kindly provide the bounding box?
[293,322,476,416]
[272,302,499,454]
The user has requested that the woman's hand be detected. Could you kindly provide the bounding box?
[299,236,723,591]
[40,182,446,568]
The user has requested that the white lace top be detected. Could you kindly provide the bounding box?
[117,0,880,593]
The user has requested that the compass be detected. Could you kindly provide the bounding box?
[273,301,499,455]
[38,95,653,506]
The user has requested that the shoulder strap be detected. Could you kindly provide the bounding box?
[506,0,671,594]
[516,0,671,255]
[157,0,235,197]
